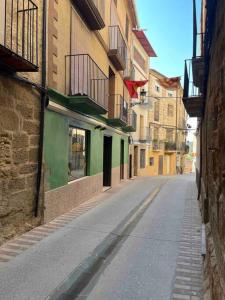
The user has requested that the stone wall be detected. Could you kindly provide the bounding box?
[0,75,42,245]
[200,0,225,298]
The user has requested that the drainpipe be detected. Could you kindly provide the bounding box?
[34,0,47,217]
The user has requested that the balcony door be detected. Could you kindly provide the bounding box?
[109,67,116,118]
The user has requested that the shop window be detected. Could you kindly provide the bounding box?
[68,127,88,181]
[140,149,146,169]
[150,157,154,166]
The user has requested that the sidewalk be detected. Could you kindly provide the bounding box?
[0,176,166,300]
[171,181,203,300]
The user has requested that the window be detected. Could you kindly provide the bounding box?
[166,129,173,142]
[140,149,146,169]
[68,127,88,181]
[168,92,173,97]
[154,101,160,121]
[149,157,154,166]
[134,47,146,71]
[154,127,159,141]
[125,15,129,41]
[155,85,160,92]
[168,104,174,117]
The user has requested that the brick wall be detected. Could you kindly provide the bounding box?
[0,76,43,245]
[200,0,225,298]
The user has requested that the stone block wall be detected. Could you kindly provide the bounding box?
[200,0,225,298]
[0,75,42,245]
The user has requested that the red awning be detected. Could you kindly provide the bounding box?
[133,29,157,57]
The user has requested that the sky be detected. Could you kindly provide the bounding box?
[135,0,198,140]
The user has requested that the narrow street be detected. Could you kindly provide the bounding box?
[0,175,203,300]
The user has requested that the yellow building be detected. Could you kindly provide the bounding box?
[129,30,157,177]
[148,69,188,176]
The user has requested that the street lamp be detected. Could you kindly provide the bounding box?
[140,89,147,103]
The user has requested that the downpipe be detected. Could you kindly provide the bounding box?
[34,0,47,217]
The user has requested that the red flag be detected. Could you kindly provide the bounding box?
[157,77,180,90]
[124,80,148,98]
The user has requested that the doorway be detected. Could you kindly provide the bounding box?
[129,154,132,178]
[158,155,164,175]
[120,139,124,180]
[134,146,138,176]
[103,136,112,187]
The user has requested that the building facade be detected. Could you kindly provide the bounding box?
[0,0,45,244]
[129,29,156,177]
[44,0,139,222]
[183,0,225,298]
[148,69,187,176]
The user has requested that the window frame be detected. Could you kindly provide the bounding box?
[68,126,89,182]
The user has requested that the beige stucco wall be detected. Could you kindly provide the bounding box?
[44,173,103,223]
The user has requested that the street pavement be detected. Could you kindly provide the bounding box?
[0,174,203,300]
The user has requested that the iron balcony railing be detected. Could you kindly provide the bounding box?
[152,140,164,151]
[139,127,151,143]
[184,59,202,99]
[109,94,128,123]
[108,25,127,67]
[183,59,205,118]
[165,141,177,151]
[0,0,38,68]
[65,54,108,110]
[72,0,105,30]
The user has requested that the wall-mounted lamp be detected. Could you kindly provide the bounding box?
[95,125,102,129]
[140,89,147,103]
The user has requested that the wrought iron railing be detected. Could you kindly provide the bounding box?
[127,109,137,130]
[0,0,38,67]
[165,141,177,151]
[65,54,108,110]
[109,94,128,123]
[109,26,127,64]
[152,139,164,150]
[184,59,202,98]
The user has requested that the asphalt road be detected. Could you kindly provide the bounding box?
[0,174,196,300]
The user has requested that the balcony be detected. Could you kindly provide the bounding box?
[72,0,105,30]
[182,59,205,118]
[192,33,205,91]
[164,141,177,152]
[0,0,38,72]
[107,94,128,127]
[123,109,137,132]
[108,26,127,71]
[65,54,108,115]
[152,140,164,151]
[139,127,151,143]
